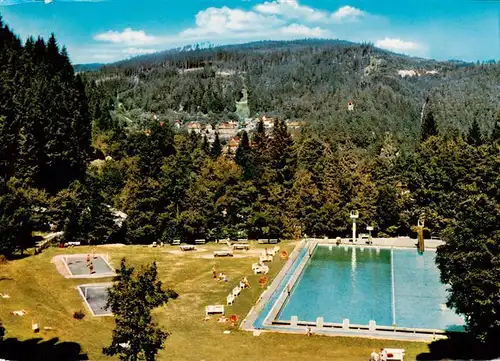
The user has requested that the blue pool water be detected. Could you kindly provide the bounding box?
[277,245,465,331]
[253,245,308,328]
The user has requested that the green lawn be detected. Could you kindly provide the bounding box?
[0,242,432,360]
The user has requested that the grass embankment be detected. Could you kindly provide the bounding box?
[0,242,429,360]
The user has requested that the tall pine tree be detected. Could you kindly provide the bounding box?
[467,119,483,146]
[235,131,254,179]
[201,135,210,155]
[421,111,438,142]
[267,119,295,185]
[251,119,267,155]
[0,19,22,183]
[491,112,500,143]
[211,132,222,158]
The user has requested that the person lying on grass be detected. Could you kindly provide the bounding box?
[240,277,250,288]
[218,272,228,282]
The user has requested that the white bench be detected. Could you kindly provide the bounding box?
[258,238,279,244]
[171,239,181,246]
[263,247,279,256]
[205,305,224,316]
[226,294,235,305]
[253,265,269,274]
[64,241,81,247]
[180,245,196,251]
[232,286,241,297]
[233,244,250,250]
[195,239,206,245]
[259,255,273,263]
[384,348,405,361]
[214,250,233,257]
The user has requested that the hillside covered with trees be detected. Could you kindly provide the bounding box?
[1,17,500,349]
[85,39,499,148]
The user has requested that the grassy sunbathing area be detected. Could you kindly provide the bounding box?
[0,241,431,360]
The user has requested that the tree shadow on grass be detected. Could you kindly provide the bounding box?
[417,332,500,360]
[0,337,88,361]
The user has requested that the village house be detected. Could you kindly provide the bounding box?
[261,115,275,129]
[223,136,240,155]
[185,121,203,134]
[216,121,238,139]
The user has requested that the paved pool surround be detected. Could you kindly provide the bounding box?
[241,239,465,341]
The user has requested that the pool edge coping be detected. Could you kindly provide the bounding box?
[240,239,307,331]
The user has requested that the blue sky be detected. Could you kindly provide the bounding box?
[0,0,498,64]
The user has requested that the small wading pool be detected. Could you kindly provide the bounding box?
[78,284,112,316]
[277,245,465,331]
[63,254,115,277]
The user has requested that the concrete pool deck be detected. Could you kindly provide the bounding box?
[241,237,457,342]
[319,236,445,249]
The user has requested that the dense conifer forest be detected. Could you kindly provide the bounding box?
[1,17,499,252]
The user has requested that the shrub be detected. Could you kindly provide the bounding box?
[73,310,85,320]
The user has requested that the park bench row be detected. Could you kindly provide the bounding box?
[170,238,279,246]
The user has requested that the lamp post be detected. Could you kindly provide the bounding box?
[350,210,359,243]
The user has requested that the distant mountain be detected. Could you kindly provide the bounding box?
[74,63,105,72]
[82,39,499,147]
[108,39,363,68]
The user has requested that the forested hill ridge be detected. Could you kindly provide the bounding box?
[83,39,499,149]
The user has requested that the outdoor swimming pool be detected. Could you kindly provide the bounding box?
[277,245,465,331]
[64,254,115,278]
[78,284,112,316]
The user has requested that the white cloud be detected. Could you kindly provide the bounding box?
[122,47,157,55]
[181,6,283,37]
[179,2,337,41]
[255,1,365,23]
[280,23,330,37]
[94,28,158,45]
[375,37,421,52]
[331,5,364,21]
[255,0,328,22]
